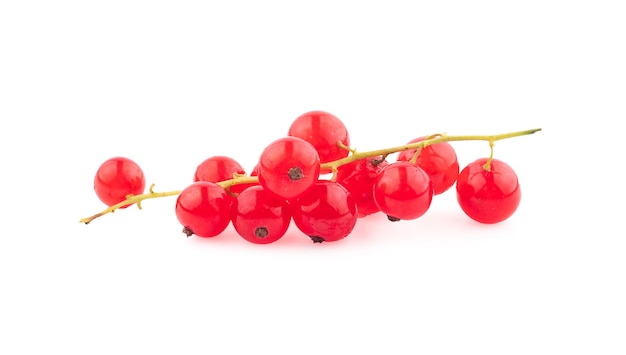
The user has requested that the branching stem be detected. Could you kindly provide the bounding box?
[80,128,541,224]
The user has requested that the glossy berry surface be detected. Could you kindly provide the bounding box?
[288,110,350,172]
[258,136,320,200]
[175,181,231,237]
[336,156,388,217]
[373,161,433,221]
[94,157,146,208]
[290,181,358,243]
[194,156,246,193]
[397,139,459,195]
[231,185,291,244]
[456,158,521,224]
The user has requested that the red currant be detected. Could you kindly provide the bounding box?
[456,158,521,224]
[175,181,231,237]
[290,181,358,243]
[231,185,291,244]
[336,156,388,217]
[373,161,433,221]
[258,136,320,200]
[94,157,146,208]
[288,110,350,173]
[397,138,459,195]
[194,156,246,193]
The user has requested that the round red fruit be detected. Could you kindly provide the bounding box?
[336,156,388,217]
[231,185,291,244]
[290,181,358,243]
[288,110,350,172]
[456,158,521,224]
[175,181,231,237]
[373,161,433,221]
[194,156,247,194]
[397,139,459,195]
[94,157,146,208]
[258,136,320,200]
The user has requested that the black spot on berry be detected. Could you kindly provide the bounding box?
[182,226,194,237]
[387,215,401,222]
[288,167,303,181]
[255,227,269,238]
[310,236,325,243]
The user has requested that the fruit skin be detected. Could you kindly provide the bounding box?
[193,155,244,183]
[230,185,291,244]
[373,161,433,221]
[288,110,350,173]
[456,158,521,224]
[193,156,247,194]
[94,157,146,208]
[397,138,459,195]
[258,136,320,200]
[336,156,388,217]
[175,181,231,237]
[290,181,358,243]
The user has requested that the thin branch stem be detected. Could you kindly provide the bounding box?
[320,128,541,171]
[80,185,181,224]
[80,127,541,224]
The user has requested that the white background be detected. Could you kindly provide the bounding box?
[1,1,624,354]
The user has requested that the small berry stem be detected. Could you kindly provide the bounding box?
[79,184,181,224]
[320,128,541,172]
[483,141,495,171]
[408,145,423,165]
[80,128,541,224]
[337,141,357,154]
[217,175,259,190]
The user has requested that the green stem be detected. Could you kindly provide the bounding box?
[320,128,541,171]
[80,128,541,224]
[80,184,181,224]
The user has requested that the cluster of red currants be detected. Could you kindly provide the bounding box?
[90,111,526,244]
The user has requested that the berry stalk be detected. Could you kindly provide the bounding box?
[80,128,541,224]
[80,184,181,224]
[320,128,541,173]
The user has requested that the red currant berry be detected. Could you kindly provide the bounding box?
[373,161,433,221]
[336,156,388,217]
[194,156,246,193]
[231,185,291,244]
[175,181,231,238]
[258,136,320,200]
[288,110,350,173]
[290,181,357,243]
[456,158,521,224]
[94,157,146,208]
[397,138,459,195]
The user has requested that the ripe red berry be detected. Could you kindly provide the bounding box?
[456,158,521,224]
[175,181,231,237]
[194,156,246,193]
[397,138,459,195]
[94,157,146,208]
[231,185,291,244]
[373,161,433,221]
[288,110,350,173]
[258,136,320,200]
[336,156,388,217]
[290,181,358,243]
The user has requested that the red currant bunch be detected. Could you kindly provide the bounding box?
[83,111,540,245]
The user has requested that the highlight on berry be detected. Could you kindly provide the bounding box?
[81,110,541,244]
